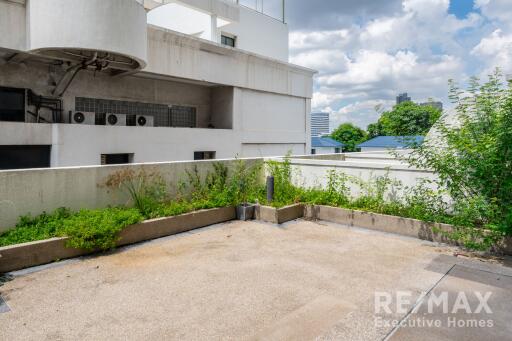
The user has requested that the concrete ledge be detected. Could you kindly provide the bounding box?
[305,205,512,255]
[305,205,454,244]
[255,204,304,224]
[0,207,235,273]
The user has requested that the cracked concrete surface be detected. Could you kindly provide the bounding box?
[0,220,510,340]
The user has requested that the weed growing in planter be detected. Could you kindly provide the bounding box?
[103,168,167,218]
[0,208,73,247]
[58,208,144,250]
[0,208,144,250]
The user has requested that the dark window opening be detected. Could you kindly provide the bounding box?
[221,35,236,48]
[101,153,133,165]
[335,148,341,154]
[311,149,316,155]
[0,145,51,170]
[194,151,216,160]
[0,87,25,122]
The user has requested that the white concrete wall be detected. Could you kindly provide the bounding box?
[361,147,396,153]
[234,88,308,155]
[241,144,304,158]
[145,26,314,99]
[0,158,264,231]
[146,0,287,61]
[273,157,437,199]
[222,5,288,61]
[0,0,25,51]
[49,124,242,167]
[0,59,309,166]
[28,0,148,67]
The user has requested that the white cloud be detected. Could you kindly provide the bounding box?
[475,0,512,25]
[471,29,512,74]
[288,0,506,129]
[290,50,349,75]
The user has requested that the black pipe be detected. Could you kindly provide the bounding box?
[266,176,275,203]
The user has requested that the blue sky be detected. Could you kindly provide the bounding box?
[449,0,474,19]
[286,0,512,129]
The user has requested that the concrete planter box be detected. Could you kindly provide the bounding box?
[255,204,304,224]
[305,205,512,255]
[0,207,235,273]
[305,205,455,244]
[236,204,256,221]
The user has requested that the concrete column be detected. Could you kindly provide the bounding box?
[210,14,219,43]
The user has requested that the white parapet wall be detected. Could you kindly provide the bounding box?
[0,158,264,232]
[272,153,438,199]
[0,153,436,233]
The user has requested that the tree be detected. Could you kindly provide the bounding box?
[370,101,442,136]
[331,123,368,152]
[406,70,512,249]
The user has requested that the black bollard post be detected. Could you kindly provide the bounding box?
[266,176,275,203]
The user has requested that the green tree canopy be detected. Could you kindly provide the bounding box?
[369,101,442,136]
[331,123,368,152]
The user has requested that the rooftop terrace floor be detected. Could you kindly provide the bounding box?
[0,220,511,340]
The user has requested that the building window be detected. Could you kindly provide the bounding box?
[311,149,316,155]
[335,148,341,154]
[0,87,25,122]
[101,153,133,165]
[0,145,51,170]
[194,151,216,160]
[221,34,236,48]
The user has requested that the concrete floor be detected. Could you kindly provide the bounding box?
[0,220,511,341]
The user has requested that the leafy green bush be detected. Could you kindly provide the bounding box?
[0,208,73,247]
[405,70,512,249]
[58,208,144,250]
[0,207,144,250]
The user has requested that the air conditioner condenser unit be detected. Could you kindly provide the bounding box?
[136,115,154,127]
[106,113,127,126]
[72,111,95,125]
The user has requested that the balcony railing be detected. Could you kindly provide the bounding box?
[229,0,286,23]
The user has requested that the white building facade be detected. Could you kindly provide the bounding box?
[0,0,314,169]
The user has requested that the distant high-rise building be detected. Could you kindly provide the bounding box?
[420,101,443,111]
[311,112,330,137]
[396,93,411,105]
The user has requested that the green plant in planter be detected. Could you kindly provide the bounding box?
[0,207,73,247]
[103,168,167,218]
[265,156,303,207]
[58,208,144,250]
[230,160,261,205]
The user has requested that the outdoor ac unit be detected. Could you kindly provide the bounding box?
[106,113,126,126]
[72,111,95,125]
[136,115,154,127]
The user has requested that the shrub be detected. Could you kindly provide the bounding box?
[59,208,144,250]
[265,156,303,207]
[405,70,512,249]
[103,168,167,218]
[0,208,72,247]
